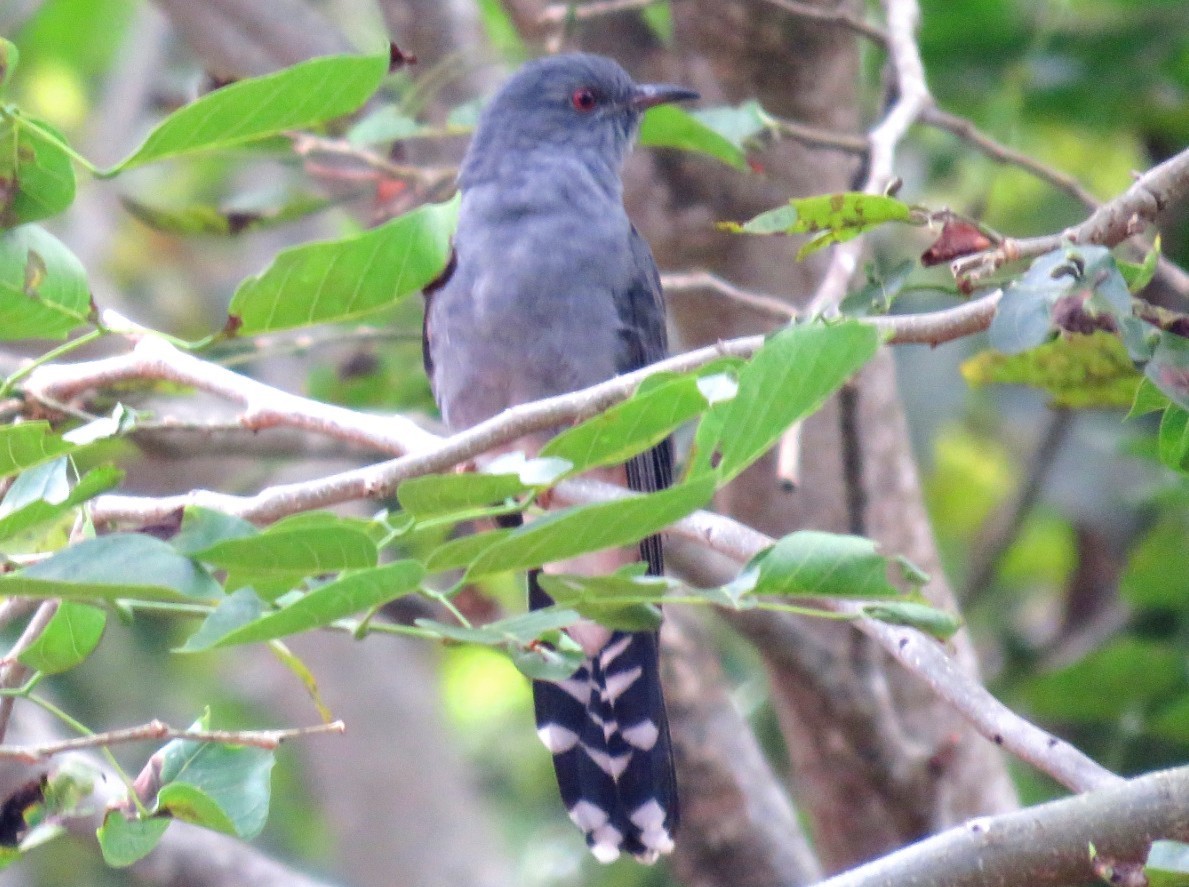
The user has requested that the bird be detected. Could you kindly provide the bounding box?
[421,53,698,864]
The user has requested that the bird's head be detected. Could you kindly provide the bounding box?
[460,53,699,187]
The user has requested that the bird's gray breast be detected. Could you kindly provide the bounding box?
[427,181,632,432]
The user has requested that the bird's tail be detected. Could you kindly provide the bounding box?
[529,570,678,864]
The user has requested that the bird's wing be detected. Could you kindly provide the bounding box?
[420,246,457,387]
[616,225,672,573]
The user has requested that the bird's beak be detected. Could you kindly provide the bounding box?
[630,83,700,110]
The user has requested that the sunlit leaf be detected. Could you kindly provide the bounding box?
[700,321,879,483]
[228,194,458,334]
[720,194,914,259]
[639,105,747,169]
[111,53,388,171]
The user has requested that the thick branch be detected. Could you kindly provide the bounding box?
[811,765,1189,887]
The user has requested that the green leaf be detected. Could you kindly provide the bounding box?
[509,635,586,681]
[110,53,388,171]
[691,100,770,151]
[640,1,674,43]
[537,571,669,631]
[960,331,1142,408]
[397,472,532,519]
[1019,637,1182,724]
[1158,406,1189,474]
[861,601,963,641]
[424,527,515,573]
[989,246,1133,356]
[181,561,424,650]
[227,195,458,334]
[705,321,879,483]
[346,106,423,145]
[190,519,378,573]
[1118,234,1161,293]
[466,476,715,579]
[96,811,170,868]
[121,193,331,237]
[0,39,18,88]
[0,464,122,542]
[5,534,223,602]
[730,531,920,601]
[1146,840,1189,887]
[170,507,257,556]
[1145,330,1189,411]
[0,423,82,480]
[0,224,90,340]
[638,104,747,169]
[1127,377,1170,419]
[720,194,914,257]
[1121,516,1189,611]
[0,115,77,227]
[474,0,530,62]
[152,728,274,838]
[18,601,105,673]
[540,371,726,477]
[177,588,265,653]
[418,607,584,648]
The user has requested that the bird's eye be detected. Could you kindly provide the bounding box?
[571,87,598,112]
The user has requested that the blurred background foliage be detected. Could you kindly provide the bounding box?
[2,0,1188,884]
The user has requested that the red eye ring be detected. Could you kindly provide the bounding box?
[571,87,597,112]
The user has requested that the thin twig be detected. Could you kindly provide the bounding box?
[920,105,1099,211]
[772,117,870,154]
[661,270,797,320]
[0,719,347,763]
[0,600,59,743]
[757,0,889,45]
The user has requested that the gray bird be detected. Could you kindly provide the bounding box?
[422,53,697,863]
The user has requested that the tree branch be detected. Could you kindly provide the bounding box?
[807,0,929,317]
[757,0,889,46]
[0,719,346,763]
[811,765,1189,887]
[952,145,1189,285]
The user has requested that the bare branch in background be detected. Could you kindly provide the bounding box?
[808,0,930,317]
[661,271,797,321]
[757,0,889,46]
[0,720,346,764]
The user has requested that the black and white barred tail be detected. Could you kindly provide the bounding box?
[529,572,678,864]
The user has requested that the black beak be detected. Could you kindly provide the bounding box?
[630,83,700,110]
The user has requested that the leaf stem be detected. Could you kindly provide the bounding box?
[0,328,106,398]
